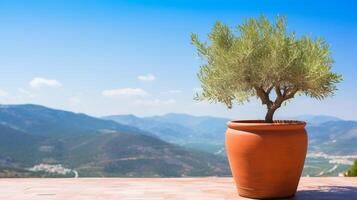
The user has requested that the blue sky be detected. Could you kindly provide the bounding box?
[0,0,356,120]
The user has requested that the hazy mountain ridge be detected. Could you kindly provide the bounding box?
[106,113,356,154]
[1,104,356,177]
[288,115,342,125]
[0,104,147,137]
[103,114,195,143]
[0,104,230,177]
[104,113,229,146]
[308,120,357,154]
[106,113,357,177]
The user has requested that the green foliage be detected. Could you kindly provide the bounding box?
[191,15,342,122]
[346,160,357,177]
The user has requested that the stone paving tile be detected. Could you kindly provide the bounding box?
[0,177,356,200]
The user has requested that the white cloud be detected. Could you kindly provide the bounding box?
[138,74,156,81]
[0,90,8,97]
[30,77,62,88]
[160,90,182,95]
[134,99,176,106]
[68,97,81,105]
[102,88,148,97]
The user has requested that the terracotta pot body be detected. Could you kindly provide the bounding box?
[225,120,307,199]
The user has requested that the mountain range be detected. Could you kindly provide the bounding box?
[104,113,228,145]
[106,113,357,176]
[0,104,229,177]
[105,113,357,155]
[1,104,356,177]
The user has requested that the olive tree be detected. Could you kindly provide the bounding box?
[191,15,342,123]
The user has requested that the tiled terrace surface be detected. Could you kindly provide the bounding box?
[0,177,356,200]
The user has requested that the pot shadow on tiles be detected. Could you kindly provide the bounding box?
[287,186,357,200]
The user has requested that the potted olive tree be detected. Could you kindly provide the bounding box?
[191,16,342,199]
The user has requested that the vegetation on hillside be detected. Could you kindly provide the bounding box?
[345,160,357,177]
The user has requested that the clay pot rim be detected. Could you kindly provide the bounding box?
[228,120,306,131]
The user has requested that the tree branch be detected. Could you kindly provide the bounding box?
[266,85,274,95]
[257,86,299,123]
[275,86,283,98]
[254,86,273,107]
[284,88,298,100]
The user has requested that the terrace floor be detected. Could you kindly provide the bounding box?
[0,177,356,200]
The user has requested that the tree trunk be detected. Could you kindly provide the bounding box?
[265,107,277,123]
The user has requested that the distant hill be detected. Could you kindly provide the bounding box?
[0,104,147,137]
[103,114,195,143]
[289,115,342,125]
[149,113,229,140]
[0,124,42,166]
[104,113,229,145]
[64,132,228,177]
[308,120,357,154]
[0,104,230,177]
[106,113,354,153]
[2,104,355,177]
[105,113,357,177]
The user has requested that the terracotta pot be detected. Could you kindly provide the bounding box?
[225,120,307,199]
